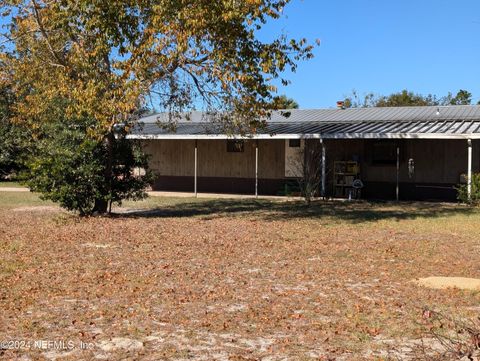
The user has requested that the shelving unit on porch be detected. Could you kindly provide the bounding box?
[333,161,360,198]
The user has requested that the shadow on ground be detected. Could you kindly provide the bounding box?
[116,199,476,223]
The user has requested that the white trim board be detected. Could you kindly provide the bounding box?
[127,133,480,140]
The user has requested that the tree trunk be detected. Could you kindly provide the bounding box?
[92,132,114,215]
[92,198,108,214]
[105,132,114,213]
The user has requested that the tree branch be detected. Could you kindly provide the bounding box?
[30,0,67,68]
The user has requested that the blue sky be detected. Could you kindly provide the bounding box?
[260,0,480,108]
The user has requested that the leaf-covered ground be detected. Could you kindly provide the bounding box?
[1,192,480,360]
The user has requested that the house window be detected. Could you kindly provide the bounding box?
[371,141,397,165]
[288,139,301,148]
[227,140,244,152]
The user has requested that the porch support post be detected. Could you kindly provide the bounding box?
[320,139,326,198]
[255,140,259,198]
[194,139,198,197]
[468,139,472,201]
[396,146,400,201]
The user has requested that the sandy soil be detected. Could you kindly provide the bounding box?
[414,276,480,290]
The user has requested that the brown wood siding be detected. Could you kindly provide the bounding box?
[323,139,480,184]
[142,138,479,200]
[142,139,195,176]
[142,139,285,179]
[258,140,285,179]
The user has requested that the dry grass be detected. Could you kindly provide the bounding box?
[1,192,480,360]
[0,181,23,188]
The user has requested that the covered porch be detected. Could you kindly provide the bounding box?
[138,137,478,201]
[128,106,480,201]
[322,138,479,201]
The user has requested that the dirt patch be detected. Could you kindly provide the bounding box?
[414,277,480,290]
[42,349,78,360]
[82,243,113,249]
[98,337,144,352]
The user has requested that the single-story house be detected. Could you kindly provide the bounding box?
[127,105,480,201]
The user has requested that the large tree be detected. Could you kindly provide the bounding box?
[0,0,315,213]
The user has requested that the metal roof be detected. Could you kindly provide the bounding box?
[128,105,480,140]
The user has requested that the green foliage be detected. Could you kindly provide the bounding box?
[344,89,474,108]
[375,90,440,107]
[444,89,472,105]
[271,95,299,109]
[26,119,153,215]
[456,173,480,205]
[0,122,30,178]
[0,83,30,178]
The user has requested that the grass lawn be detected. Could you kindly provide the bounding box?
[1,192,480,360]
[0,181,24,188]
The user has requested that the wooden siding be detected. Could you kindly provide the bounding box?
[143,138,479,200]
[323,139,480,185]
[142,139,195,176]
[142,139,285,179]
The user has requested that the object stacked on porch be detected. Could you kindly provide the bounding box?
[333,161,360,198]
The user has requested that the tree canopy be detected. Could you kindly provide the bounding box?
[1,0,315,134]
[444,90,473,105]
[344,89,477,108]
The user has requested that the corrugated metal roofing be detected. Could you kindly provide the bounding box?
[128,105,480,139]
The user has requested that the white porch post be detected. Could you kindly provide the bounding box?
[194,140,198,197]
[255,141,259,198]
[396,146,400,201]
[320,139,326,198]
[468,139,472,201]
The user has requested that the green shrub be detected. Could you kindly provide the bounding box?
[26,118,153,215]
[456,173,480,205]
